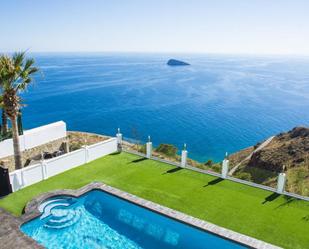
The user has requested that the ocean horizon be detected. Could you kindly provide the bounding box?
[21,53,309,162]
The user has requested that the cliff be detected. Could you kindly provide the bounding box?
[229,126,309,196]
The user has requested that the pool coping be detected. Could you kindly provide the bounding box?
[18,181,282,249]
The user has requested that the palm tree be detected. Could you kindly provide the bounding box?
[1,109,9,136]
[0,95,4,134]
[0,52,38,169]
[0,57,8,136]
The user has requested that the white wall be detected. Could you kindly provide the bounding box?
[9,137,117,192]
[46,149,86,178]
[22,163,45,186]
[0,121,67,158]
[87,139,118,162]
[0,139,17,158]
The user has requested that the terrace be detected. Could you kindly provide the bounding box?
[1,152,309,249]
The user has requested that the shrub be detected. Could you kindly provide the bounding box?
[69,143,82,151]
[204,159,213,166]
[0,129,13,141]
[236,172,252,181]
[211,163,222,173]
[155,144,178,158]
[138,144,146,154]
[195,163,207,170]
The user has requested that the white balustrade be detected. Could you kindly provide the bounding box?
[221,155,229,179]
[277,173,286,194]
[9,138,117,192]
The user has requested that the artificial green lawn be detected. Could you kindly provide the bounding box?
[0,152,309,249]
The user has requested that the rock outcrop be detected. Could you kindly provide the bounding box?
[229,126,309,196]
[247,127,309,172]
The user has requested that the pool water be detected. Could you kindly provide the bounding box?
[21,190,247,249]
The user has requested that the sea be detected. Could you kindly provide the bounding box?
[21,53,309,162]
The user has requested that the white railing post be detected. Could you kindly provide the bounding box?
[221,152,229,179]
[116,128,123,151]
[181,143,188,167]
[277,173,286,194]
[41,159,48,180]
[83,145,89,163]
[20,168,26,188]
[146,136,152,158]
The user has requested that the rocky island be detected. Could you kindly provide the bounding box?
[167,59,190,66]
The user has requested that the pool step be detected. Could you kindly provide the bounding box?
[49,209,76,223]
[39,197,76,220]
[44,208,81,229]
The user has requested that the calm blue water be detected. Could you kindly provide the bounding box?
[22,53,309,162]
[21,190,246,249]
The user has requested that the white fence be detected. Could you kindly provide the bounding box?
[119,131,309,202]
[9,138,118,192]
[0,121,67,158]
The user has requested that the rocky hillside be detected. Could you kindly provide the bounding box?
[229,127,309,196]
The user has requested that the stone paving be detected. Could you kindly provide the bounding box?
[0,208,42,249]
[0,182,282,249]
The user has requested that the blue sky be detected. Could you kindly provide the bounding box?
[1,0,309,55]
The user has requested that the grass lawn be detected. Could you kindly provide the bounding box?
[1,152,309,249]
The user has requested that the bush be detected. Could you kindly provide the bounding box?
[69,143,82,151]
[211,163,222,173]
[0,130,13,142]
[236,172,252,181]
[138,144,146,154]
[155,144,178,158]
[195,163,207,170]
[204,159,213,166]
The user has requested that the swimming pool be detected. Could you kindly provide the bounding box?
[21,189,247,249]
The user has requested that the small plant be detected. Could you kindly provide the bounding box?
[210,163,222,173]
[204,159,213,167]
[0,129,12,141]
[195,163,207,170]
[236,172,252,181]
[69,143,83,151]
[155,144,178,158]
[138,144,146,154]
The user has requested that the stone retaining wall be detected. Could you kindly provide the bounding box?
[0,138,68,172]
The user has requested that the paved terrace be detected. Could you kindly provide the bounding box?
[0,152,308,249]
[0,208,42,249]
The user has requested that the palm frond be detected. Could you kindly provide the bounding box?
[28,66,39,75]
[0,95,3,108]
[24,58,34,71]
[12,52,25,68]
[0,51,38,116]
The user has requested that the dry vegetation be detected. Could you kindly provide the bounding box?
[230,127,309,196]
[68,131,110,151]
